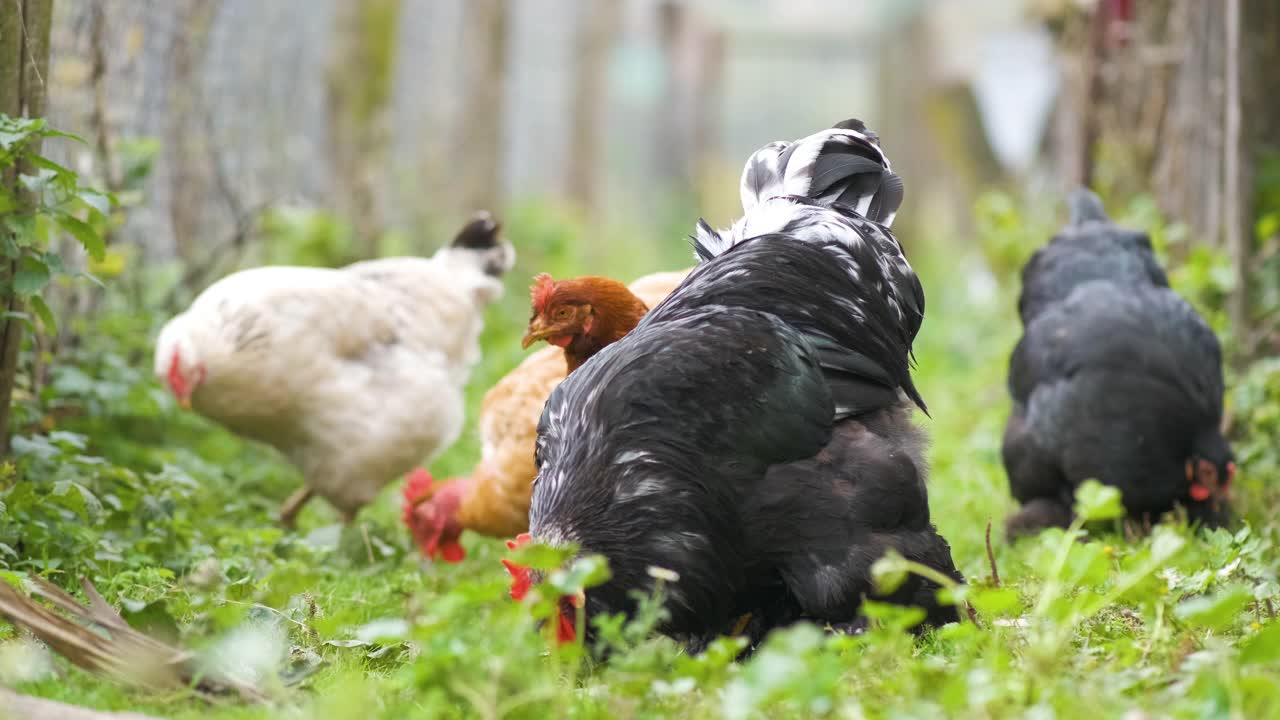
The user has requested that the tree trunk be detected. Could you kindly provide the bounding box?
[1047,0,1280,359]
[653,1,725,215]
[1223,0,1246,348]
[0,0,54,455]
[453,0,508,216]
[166,0,221,265]
[565,0,620,215]
[325,0,402,256]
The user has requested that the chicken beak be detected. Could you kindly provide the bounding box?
[521,319,550,350]
[178,394,192,410]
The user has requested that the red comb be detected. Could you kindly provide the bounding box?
[401,469,435,517]
[531,274,557,313]
[502,533,534,600]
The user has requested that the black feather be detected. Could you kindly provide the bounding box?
[1003,195,1233,537]
[450,211,501,249]
[522,121,956,652]
[1067,188,1109,225]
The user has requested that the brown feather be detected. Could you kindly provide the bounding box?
[0,577,265,702]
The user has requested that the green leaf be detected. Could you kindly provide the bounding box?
[969,586,1023,617]
[0,116,44,150]
[1074,479,1126,522]
[5,213,35,248]
[120,599,181,645]
[860,600,927,632]
[50,480,102,518]
[27,294,56,334]
[18,169,56,195]
[1174,585,1253,630]
[871,549,910,595]
[1240,621,1280,665]
[547,554,611,596]
[27,153,75,180]
[509,540,577,572]
[39,128,86,144]
[1149,526,1187,562]
[56,213,105,261]
[77,188,112,218]
[12,254,50,295]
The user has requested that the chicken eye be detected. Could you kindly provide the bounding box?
[554,307,572,320]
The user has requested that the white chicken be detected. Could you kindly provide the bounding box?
[154,212,515,527]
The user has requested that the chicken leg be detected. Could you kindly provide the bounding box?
[278,487,314,529]
[1005,497,1073,539]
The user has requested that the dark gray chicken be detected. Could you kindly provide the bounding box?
[1003,190,1234,537]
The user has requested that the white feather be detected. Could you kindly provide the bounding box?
[152,240,513,515]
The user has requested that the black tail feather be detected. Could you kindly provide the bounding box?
[1068,189,1109,226]
[451,211,502,249]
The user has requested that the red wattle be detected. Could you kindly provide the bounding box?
[555,608,576,644]
[440,541,466,563]
[503,558,532,600]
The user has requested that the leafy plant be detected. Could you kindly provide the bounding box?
[0,115,112,335]
[2,190,1279,720]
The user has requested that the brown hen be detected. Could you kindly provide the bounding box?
[402,269,689,560]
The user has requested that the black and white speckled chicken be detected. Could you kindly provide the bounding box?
[503,120,962,651]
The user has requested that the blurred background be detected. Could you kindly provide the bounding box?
[34,0,1276,301]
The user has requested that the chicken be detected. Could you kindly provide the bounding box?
[401,269,689,561]
[1003,190,1234,537]
[1015,191,1170,325]
[154,212,515,527]
[505,120,962,650]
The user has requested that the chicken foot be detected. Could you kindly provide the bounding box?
[1005,497,1073,539]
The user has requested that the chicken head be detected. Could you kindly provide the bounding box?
[155,325,207,409]
[520,273,649,373]
[402,469,468,562]
[502,533,583,644]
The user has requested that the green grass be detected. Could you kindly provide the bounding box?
[2,203,1280,719]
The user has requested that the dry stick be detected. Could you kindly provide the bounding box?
[0,688,162,720]
[985,520,1001,587]
[1267,598,1276,622]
